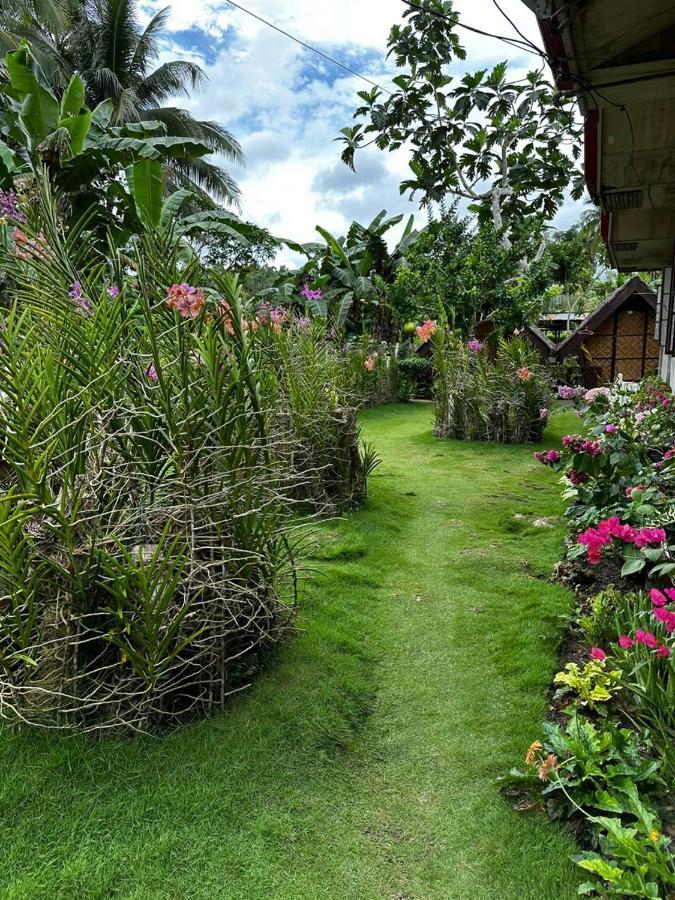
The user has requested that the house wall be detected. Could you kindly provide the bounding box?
[657,268,675,390]
[581,304,659,383]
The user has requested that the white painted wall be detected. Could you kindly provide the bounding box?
[658,268,675,388]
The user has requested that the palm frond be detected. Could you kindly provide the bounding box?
[170,155,242,209]
[147,107,243,164]
[128,5,168,78]
[137,61,206,105]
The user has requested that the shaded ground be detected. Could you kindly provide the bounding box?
[0,404,581,899]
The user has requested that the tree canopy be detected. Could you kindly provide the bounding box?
[0,0,243,206]
[339,0,584,247]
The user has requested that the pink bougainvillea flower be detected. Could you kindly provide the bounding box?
[618,634,634,649]
[166,283,205,318]
[650,589,668,607]
[416,319,437,343]
[634,527,666,548]
[654,607,675,632]
[146,364,158,382]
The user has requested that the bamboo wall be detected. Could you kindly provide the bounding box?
[581,304,659,384]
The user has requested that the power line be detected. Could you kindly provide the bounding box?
[222,0,393,94]
[401,0,546,58]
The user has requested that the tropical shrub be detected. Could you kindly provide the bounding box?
[508,375,675,896]
[0,184,369,734]
[431,326,552,443]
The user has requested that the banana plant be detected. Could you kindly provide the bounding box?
[0,45,215,244]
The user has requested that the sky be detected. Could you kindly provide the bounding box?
[139,0,585,261]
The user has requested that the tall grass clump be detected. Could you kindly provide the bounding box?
[432,325,552,444]
[0,184,364,734]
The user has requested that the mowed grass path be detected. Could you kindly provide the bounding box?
[0,404,581,899]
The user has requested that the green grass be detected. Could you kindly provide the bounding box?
[0,404,582,900]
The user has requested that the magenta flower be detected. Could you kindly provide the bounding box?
[656,645,671,658]
[557,385,584,400]
[147,364,158,382]
[650,589,668,607]
[546,450,560,463]
[107,284,120,298]
[467,339,483,353]
[634,527,666,549]
[664,587,675,603]
[618,635,634,649]
[300,283,323,302]
[605,424,617,433]
[636,629,648,644]
[590,647,607,662]
[0,189,26,223]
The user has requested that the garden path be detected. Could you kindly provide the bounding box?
[0,404,581,899]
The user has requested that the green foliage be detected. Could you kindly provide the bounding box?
[257,210,415,337]
[385,210,552,335]
[553,660,620,710]
[0,182,369,732]
[0,3,243,204]
[503,713,673,896]
[340,0,582,240]
[432,332,552,443]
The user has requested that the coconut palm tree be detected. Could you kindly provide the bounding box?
[0,0,244,206]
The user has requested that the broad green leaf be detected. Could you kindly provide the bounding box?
[59,110,92,156]
[126,159,163,227]
[160,189,196,227]
[59,74,86,120]
[620,557,645,576]
[5,47,59,143]
[0,139,19,182]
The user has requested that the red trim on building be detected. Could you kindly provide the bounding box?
[537,18,574,91]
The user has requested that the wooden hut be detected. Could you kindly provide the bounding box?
[557,277,659,387]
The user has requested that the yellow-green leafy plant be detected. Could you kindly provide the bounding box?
[554,658,621,710]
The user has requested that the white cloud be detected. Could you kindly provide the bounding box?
[144,0,584,261]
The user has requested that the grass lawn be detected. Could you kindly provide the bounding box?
[0,403,582,900]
